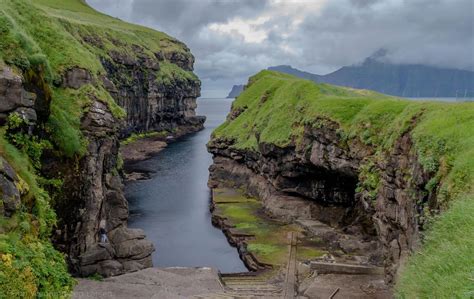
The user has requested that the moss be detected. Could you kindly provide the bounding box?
[156,61,199,87]
[121,130,167,146]
[213,188,327,267]
[214,70,474,297]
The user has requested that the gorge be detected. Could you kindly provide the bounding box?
[0,1,472,298]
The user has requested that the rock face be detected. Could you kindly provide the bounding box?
[49,41,203,278]
[0,67,37,126]
[1,46,203,277]
[100,47,205,136]
[208,118,432,284]
[51,98,155,277]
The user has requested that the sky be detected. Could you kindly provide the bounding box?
[86,0,474,98]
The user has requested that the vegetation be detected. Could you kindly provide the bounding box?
[213,70,474,297]
[0,132,75,298]
[0,0,194,157]
[0,0,196,296]
[121,130,167,146]
[396,195,474,298]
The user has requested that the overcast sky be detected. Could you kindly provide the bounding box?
[87,0,474,98]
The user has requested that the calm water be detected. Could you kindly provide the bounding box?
[126,98,247,273]
[408,97,474,102]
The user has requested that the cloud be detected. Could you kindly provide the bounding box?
[86,0,474,97]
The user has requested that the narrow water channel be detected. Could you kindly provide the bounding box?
[125,98,247,273]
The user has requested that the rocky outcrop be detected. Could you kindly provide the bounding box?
[44,36,203,278]
[208,118,433,284]
[49,98,155,277]
[0,67,37,126]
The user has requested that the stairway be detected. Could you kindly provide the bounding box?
[194,232,299,299]
[193,273,282,298]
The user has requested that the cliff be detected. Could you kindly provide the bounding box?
[0,0,203,296]
[208,70,474,297]
[269,57,474,97]
[226,85,244,98]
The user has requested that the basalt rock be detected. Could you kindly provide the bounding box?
[51,98,154,277]
[0,67,37,125]
[99,46,204,136]
[208,119,432,284]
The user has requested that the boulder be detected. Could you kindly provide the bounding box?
[108,227,146,244]
[114,238,155,260]
[79,244,115,266]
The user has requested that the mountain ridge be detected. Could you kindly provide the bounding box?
[268,58,474,97]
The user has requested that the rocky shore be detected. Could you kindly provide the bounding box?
[121,123,205,182]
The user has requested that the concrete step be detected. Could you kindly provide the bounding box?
[310,261,384,275]
[224,280,268,285]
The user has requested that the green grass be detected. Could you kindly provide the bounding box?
[396,195,474,298]
[212,70,474,297]
[0,0,196,157]
[121,130,168,146]
[0,0,197,296]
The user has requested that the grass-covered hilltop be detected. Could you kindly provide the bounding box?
[0,0,202,297]
[210,70,474,297]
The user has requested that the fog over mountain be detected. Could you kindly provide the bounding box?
[267,50,474,97]
[87,0,474,97]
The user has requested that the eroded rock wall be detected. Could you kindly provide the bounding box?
[1,41,204,277]
[51,98,154,277]
[208,119,432,283]
[100,48,205,136]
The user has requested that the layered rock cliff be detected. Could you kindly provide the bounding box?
[208,70,474,294]
[0,0,203,294]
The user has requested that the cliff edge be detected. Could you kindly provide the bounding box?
[0,0,203,296]
[208,70,474,297]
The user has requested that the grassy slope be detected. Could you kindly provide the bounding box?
[0,0,196,157]
[213,70,474,297]
[0,0,197,297]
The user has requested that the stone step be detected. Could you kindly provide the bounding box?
[310,261,384,275]
[223,279,269,284]
[194,292,279,299]
[193,293,236,299]
[226,285,281,291]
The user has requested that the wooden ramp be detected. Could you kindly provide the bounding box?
[283,232,298,299]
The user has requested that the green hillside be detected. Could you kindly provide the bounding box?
[213,70,474,297]
[0,0,195,297]
[0,0,195,157]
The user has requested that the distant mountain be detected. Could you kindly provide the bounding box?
[226,85,245,98]
[269,56,474,98]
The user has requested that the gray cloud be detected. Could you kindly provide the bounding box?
[87,0,474,97]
